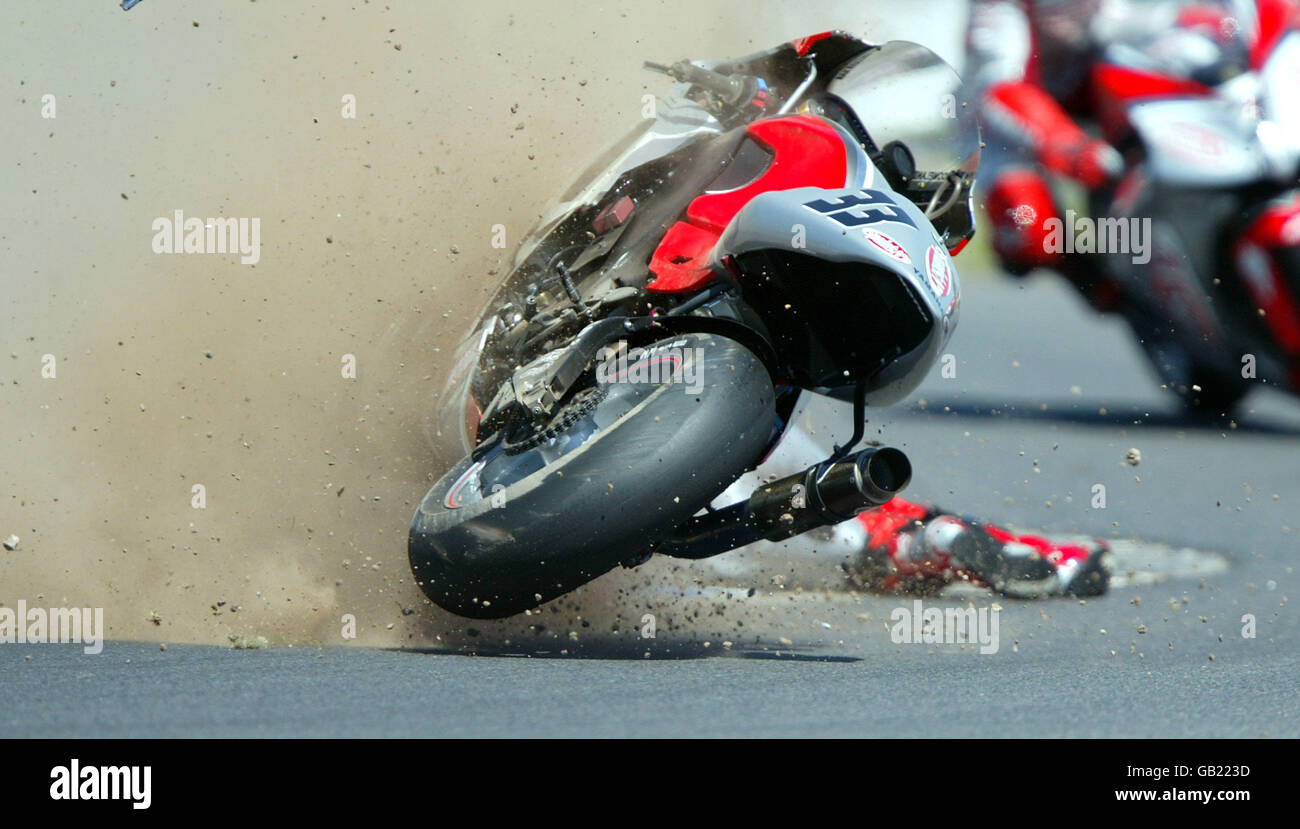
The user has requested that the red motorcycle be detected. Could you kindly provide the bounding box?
[1084,4,1300,411]
[409,34,980,618]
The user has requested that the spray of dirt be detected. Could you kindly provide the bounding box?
[0,0,965,649]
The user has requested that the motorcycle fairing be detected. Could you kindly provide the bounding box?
[1091,61,1213,139]
[1236,189,1300,355]
[647,115,854,293]
[711,181,959,404]
[1128,97,1269,186]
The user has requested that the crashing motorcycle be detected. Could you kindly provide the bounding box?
[1080,12,1300,412]
[409,33,980,618]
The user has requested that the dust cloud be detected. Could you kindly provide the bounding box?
[1,1,965,648]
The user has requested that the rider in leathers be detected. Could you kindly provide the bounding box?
[848,0,1297,597]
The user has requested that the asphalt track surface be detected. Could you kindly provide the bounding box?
[5,275,1298,738]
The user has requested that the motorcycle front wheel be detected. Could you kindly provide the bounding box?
[408,332,775,618]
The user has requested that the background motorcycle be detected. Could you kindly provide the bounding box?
[409,34,979,618]
[1085,14,1300,412]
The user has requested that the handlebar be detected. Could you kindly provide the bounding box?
[644,60,771,121]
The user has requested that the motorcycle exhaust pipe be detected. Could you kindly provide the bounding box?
[747,446,912,541]
[658,446,911,559]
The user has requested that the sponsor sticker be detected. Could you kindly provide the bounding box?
[926,245,952,298]
[862,228,911,265]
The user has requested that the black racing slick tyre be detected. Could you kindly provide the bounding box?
[408,333,775,619]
